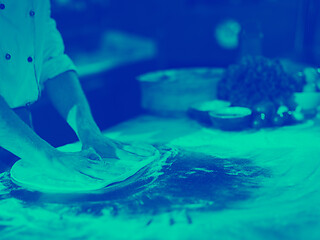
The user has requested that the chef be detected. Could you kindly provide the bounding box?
[0,1,139,178]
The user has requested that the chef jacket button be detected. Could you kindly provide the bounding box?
[0,3,5,10]
[27,57,33,62]
[29,10,35,17]
[5,53,11,60]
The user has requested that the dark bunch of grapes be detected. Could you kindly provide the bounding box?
[217,56,304,109]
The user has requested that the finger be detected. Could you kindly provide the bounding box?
[120,143,156,157]
[79,163,110,179]
[82,147,98,155]
[90,158,111,171]
[82,148,102,161]
[106,138,123,148]
[96,144,119,159]
[96,137,120,150]
[78,170,104,181]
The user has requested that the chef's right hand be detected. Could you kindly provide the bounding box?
[44,148,107,181]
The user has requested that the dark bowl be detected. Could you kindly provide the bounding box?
[209,107,252,131]
[188,100,231,125]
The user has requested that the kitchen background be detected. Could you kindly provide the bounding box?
[33,0,319,146]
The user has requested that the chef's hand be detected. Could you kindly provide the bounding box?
[81,133,156,160]
[81,133,120,159]
[45,148,108,180]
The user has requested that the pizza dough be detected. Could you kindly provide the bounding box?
[10,144,160,193]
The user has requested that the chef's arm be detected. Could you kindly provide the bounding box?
[0,96,56,162]
[45,70,102,144]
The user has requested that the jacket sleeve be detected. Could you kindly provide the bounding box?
[40,2,77,83]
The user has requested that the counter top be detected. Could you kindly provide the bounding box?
[1,115,320,240]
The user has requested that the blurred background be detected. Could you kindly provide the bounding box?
[33,0,320,146]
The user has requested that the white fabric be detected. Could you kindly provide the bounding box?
[0,0,77,108]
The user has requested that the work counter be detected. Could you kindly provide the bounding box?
[1,115,320,239]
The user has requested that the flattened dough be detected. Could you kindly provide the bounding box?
[10,145,160,193]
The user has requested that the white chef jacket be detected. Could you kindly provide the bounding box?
[0,0,77,108]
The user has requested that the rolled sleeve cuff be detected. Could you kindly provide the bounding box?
[41,54,77,84]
